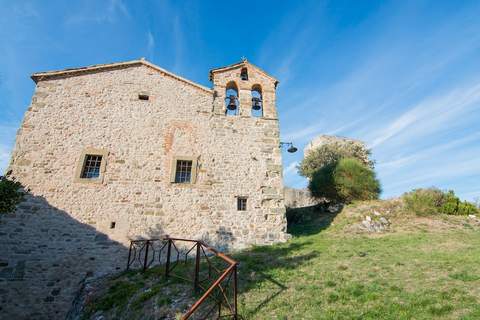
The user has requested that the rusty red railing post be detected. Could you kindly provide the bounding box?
[233,264,238,319]
[194,241,201,292]
[143,240,150,272]
[126,241,133,270]
[165,238,172,278]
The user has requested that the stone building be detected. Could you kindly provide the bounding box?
[7,58,290,250]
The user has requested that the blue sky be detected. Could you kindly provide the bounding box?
[1,0,479,201]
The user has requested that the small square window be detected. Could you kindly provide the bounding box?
[81,155,103,179]
[139,94,149,101]
[237,197,247,211]
[75,148,108,184]
[174,160,193,183]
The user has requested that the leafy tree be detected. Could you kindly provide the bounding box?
[0,176,23,214]
[309,158,381,204]
[299,139,373,179]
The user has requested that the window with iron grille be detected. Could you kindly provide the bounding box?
[174,160,193,183]
[81,155,103,179]
[237,197,247,211]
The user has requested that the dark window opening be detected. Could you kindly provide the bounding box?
[237,197,247,211]
[81,155,102,179]
[240,68,248,81]
[110,222,116,229]
[139,94,149,101]
[175,160,193,183]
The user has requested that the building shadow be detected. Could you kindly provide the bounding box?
[233,239,319,318]
[0,185,336,319]
[229,203,344,317]
[286,203,342,237]
[0,190,163,320]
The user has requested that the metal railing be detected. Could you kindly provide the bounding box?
[126,237,238,319]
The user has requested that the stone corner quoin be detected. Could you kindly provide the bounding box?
[7,59,291,250]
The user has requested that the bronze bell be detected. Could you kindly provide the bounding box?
[227,95,237,110]
[252,97,262,111]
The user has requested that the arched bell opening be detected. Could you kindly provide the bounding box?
[251,84,263,118]
[225,81,239,116]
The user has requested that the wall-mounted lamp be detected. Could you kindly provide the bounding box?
[280,142,298,153]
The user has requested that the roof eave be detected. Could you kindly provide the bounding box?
[209,60,279,84]
[30,59,213,93]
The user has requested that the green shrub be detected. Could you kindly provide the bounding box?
[309,158,381,204]
[299,138,373,179]
[0,176,23,214]
[403,188,478,216]
[309,163,337,200]
[334,158,382,203]
[403,188,445,216]
[456,201,478,216]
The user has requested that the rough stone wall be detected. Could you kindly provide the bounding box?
[0,194,126,320]
[284,187,321,208]
[7,63,289,249]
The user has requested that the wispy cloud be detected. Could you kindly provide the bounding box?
[11,2,40,19]
[283,116,367,143]
[257,2,324,85]
[369,81,480,148]
[283,122,325,142]
[388,156,480,190]
[463,190,480,199]
[65,0,130,25]
[171,16,184,74]
[0,144,11,174]
[0,124,17,174]
[377,132,480,171]
[283,161,299,176]
[146,31,155,61]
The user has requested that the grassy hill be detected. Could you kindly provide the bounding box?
[76,200,480,319]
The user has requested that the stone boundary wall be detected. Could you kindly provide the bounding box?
[284,187,321,208]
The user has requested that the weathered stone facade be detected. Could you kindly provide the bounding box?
[0,59,290,319]
[7,59,289,249]
[0,193,126,319]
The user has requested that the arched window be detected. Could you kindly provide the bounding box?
[251,85,263,117]
[225,81,239,116]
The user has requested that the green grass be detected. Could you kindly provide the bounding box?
[82,204,480,319]
[82,263,195,320]
[234,213,480,319]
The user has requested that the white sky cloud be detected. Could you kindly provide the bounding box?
[65,0,130,25]
[369,82,480,148]
[146,31,155,61]
[283,161,299,176]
